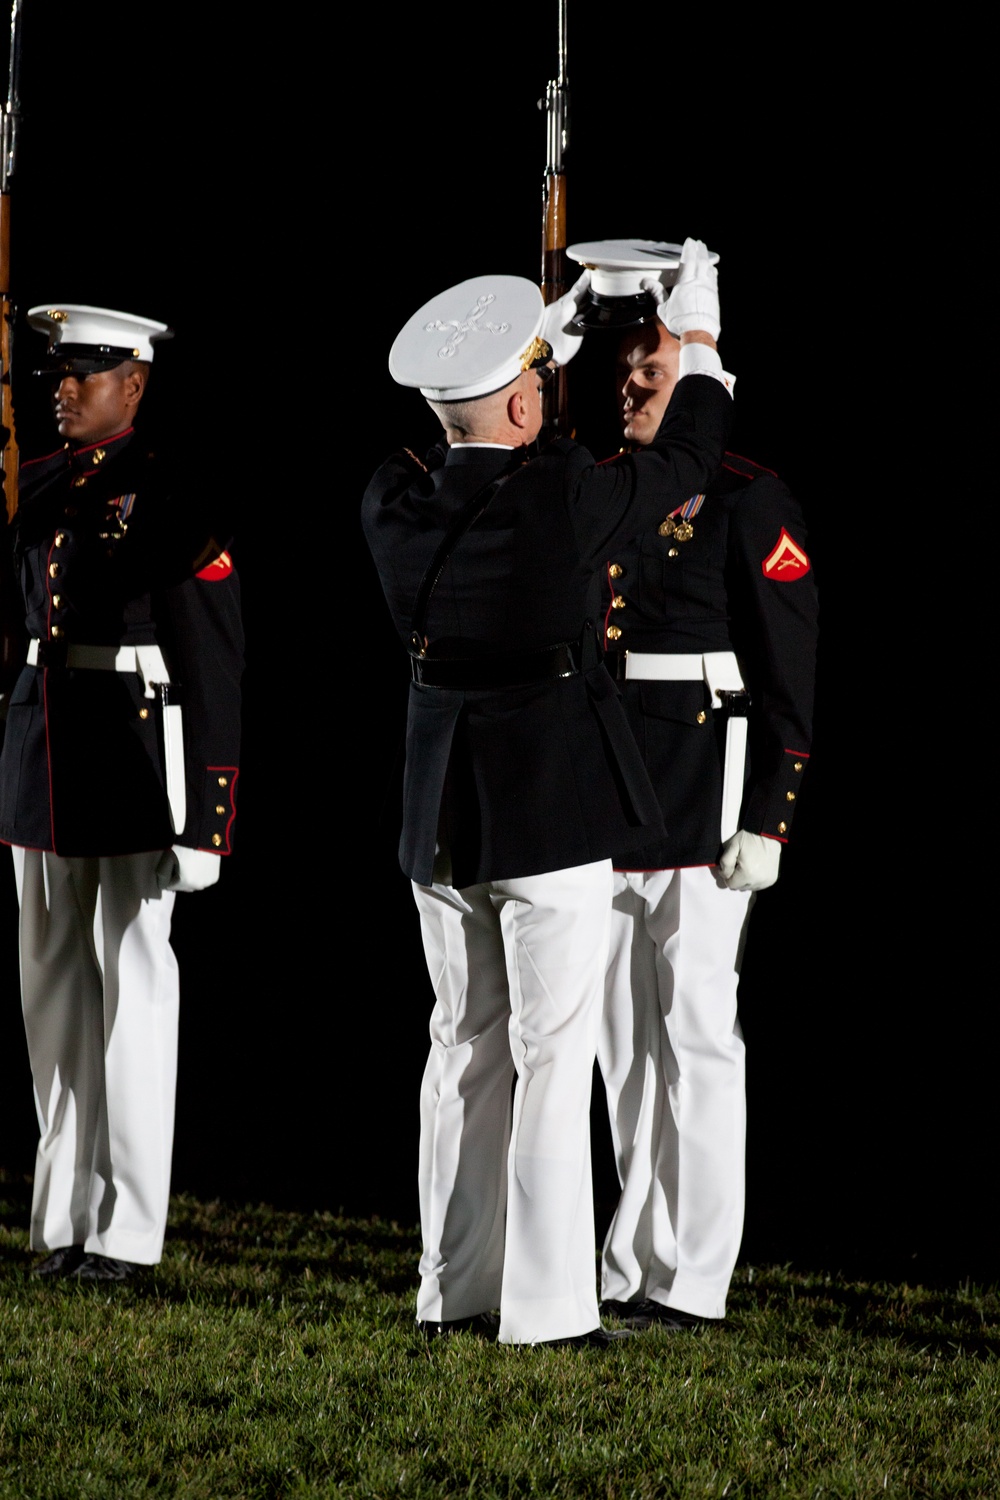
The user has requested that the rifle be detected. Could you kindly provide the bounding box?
[0,0,22,694]
[539,0,569,438]
[1,0,22,525]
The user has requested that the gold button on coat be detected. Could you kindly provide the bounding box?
[778,821,787,834]
[609,564,623,579]
[50,625,63,639]
[51,594,63,609]
[212,833,222,847]
[786,790,796,801]
[696,711,706,724]
[218,776,228,787]
[611,595,626,610]
[794,761,803,772]
[139,707,149,720]
[668,548,678,558]
[54,532,67,547]
[48,563,60,578]
[72,475,87,489]
[215,805,226,816]
[607,626,622,642]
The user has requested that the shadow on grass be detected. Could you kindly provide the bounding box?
[1,1176,420,1312]
[5,1176,997,1361]
[733,1266,1000,1361]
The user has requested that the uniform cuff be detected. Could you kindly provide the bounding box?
[678,342,734,396]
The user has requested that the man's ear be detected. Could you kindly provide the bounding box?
[507,386,528,430]
[123,367,147,410]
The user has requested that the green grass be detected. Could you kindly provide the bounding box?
[0,1177,997,1498]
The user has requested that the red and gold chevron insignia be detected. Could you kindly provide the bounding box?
[761,529,810,581]
[196,550,233,582]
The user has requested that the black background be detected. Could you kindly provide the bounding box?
[0,3,986,1283]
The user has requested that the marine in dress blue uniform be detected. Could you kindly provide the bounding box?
[363,247,734,1346]
[0,306,242,1280]
[591,310,818,1326]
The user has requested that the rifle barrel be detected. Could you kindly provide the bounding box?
[1,0,22,523]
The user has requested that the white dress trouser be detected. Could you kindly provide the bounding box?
[598,866,751,1319]
[412,859,612,1345]
[12,847,179,1265]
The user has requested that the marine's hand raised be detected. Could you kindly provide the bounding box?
[660,237,721,341]
[539,270,591,365]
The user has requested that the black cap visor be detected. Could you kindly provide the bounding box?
[33,343,138,377]
[570,290,660,331]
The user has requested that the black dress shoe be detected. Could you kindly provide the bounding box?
[538,1326,634,1349]
[418,1312,500,1341]
[72,1254,142,1283]
[600,1298,711,1331]
[31,1245,85,1279]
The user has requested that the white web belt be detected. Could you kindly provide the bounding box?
[624,650,747,843]
[27,639,187,836]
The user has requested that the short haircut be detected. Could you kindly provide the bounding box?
[425,391,492,438]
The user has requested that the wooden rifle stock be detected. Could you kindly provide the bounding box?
[541,167,569,437]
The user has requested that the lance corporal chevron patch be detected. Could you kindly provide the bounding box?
[762,528,810,581]
[196,549,234,581]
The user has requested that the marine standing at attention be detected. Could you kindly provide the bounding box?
[573,248,818,1331]
[0,304,243,1282]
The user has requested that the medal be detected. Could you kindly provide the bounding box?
[659,493,705,543]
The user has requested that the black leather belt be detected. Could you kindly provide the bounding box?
[410,641,580,689]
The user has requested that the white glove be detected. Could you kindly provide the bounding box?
[539,270,591,365]
[717,830,780,892]
[156,846,222,894]
[661,237,721,341]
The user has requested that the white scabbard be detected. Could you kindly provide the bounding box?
[720,716,748,844]
[161,699,187,836]
[703,654,748,845]
[134,646,187,836]
[625,649,749,844]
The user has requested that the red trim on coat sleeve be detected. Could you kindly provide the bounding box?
[204,766,238,854]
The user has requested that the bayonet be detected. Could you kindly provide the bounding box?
[1,0,22,196]
[539,0,569,437]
